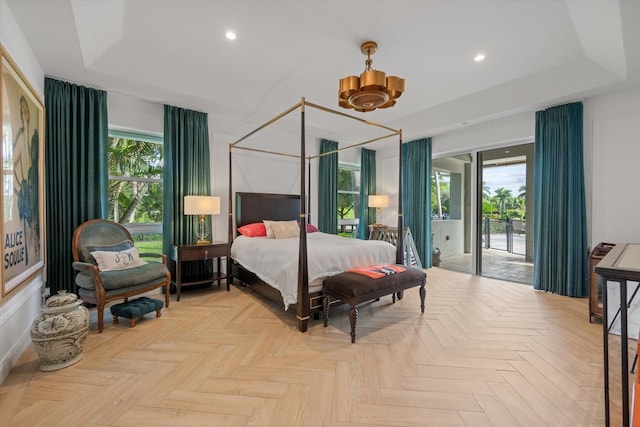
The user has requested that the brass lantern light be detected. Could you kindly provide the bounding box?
[339,41,404,112]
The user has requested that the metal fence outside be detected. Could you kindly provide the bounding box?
[482,218,526,255]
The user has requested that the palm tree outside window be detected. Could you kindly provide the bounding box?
[337,162,360,237]
[108,130,163,253]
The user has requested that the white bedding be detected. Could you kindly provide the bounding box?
[230,232,396,309]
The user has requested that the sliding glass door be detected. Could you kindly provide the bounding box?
[477,143,534,284]
[432,154,473,274]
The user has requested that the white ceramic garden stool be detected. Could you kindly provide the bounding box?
[30,290,90,371]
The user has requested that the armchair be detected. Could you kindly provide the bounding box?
[72,219,170,333]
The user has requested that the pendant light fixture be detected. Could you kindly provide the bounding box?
[339,41,404,112]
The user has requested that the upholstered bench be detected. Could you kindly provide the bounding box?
[322,265,426,343]
[109,297,164,328]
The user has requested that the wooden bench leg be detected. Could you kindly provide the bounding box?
[156,309,162,318]
[112,315,119,324]
[349,304,358,344]
[420,283,426,313]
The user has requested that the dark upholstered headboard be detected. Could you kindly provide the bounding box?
[235,192,300,229]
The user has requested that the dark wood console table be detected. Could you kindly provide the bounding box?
[595,243,640,427]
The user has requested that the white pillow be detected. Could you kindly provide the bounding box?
[263,220,277,238]
[265,220,299,239]
[90,247,148,271]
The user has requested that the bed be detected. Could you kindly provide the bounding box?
[227,99,405,332]
[230,192,397,315]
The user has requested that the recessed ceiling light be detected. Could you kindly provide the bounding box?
[225,31,236,41]
[474,53,485,62]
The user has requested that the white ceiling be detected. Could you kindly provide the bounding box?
[6,0,640,146]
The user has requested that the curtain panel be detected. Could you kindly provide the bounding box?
[318,139,338,234]
[402,138,432,268]
[533,102,588,296]
[357,148,376,239]
[162,105,211,260]
[44,77,108,293]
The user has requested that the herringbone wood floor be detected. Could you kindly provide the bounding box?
[0,268,627,426]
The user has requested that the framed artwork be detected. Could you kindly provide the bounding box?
[0,45,45,297]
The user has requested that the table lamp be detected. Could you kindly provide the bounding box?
[368,194,389,227]
[184,195,221,244]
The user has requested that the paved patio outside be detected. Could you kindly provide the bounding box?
[437,234,533,284]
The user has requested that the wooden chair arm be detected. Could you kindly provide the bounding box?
[71,261,107,300]
[72,261,97,273]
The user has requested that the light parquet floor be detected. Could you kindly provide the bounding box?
[0,268,628,426]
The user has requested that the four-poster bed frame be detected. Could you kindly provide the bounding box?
[227,98,404,332]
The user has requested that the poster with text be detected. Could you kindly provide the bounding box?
[1,45,45,297]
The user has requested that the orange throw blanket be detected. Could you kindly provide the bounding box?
[348,264,406,279]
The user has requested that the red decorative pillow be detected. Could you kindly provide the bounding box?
[298,222,319,233]
[237,222,267,237]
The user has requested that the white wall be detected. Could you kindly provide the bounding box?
[108,92,163,135]
[379,156,400,227]
[586,85,640,246]
[109,94,321,244]
[432,220,464,256]
[0,0,46,384]
[424,85,640,250]
[378,113,535,230]
[431,112,534,156]
[379,85,640,261]
[211,129,321,242]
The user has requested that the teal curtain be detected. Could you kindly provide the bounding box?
[357,148,376,239]
[402,138,432,268]
[162,105,211,259]
[533,102,588,296]
[45,77,108,293]
[318,139,338,234]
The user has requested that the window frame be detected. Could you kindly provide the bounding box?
[337,161,361,237]
[107,129,164,240]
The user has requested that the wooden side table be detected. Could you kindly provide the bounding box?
[171,241,229,301]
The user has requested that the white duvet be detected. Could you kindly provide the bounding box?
[230,232,396,309]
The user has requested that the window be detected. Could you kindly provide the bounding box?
[337,162,360,237]
[432,170,450,219]
[108,130,163,252]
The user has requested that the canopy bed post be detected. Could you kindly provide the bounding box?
[308,157,312,225]
[397,130,404,264]
[227,145,234,285]
[298,98,310,332]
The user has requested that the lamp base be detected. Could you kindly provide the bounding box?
[195,239,211,245]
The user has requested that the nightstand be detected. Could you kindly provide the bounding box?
[171,241,229,301]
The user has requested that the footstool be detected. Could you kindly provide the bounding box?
[323,265,426,343]
[110,297,164,328]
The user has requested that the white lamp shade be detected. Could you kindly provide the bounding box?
[368,194,389,208]
[184,196,221,215]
